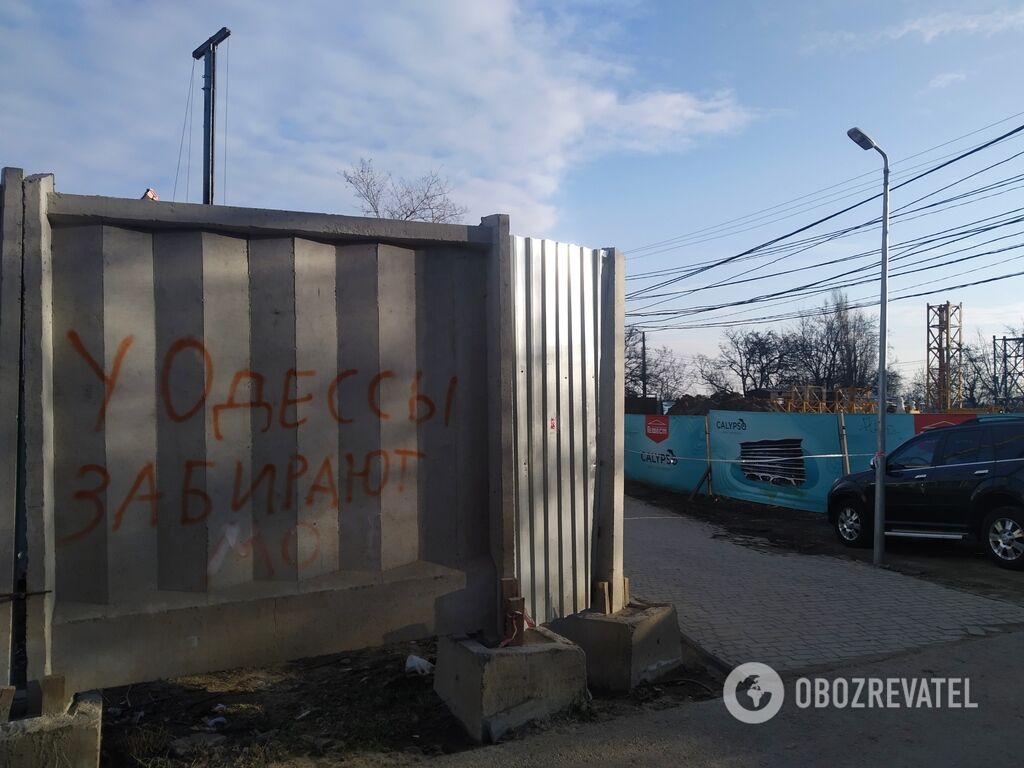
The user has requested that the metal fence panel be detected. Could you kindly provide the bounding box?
[511,236,604,622]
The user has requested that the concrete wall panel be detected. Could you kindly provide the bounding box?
[102,226,158,604]
[154,231,208,592]
[416,250,458,566]
[0,168,23,683]
[248,238,298,583]
[377,245,420,571]
[293,238,340,580]
[203,233,254,591]
[451,250,490,565]
[335,244,382,573]
[51,226,107,605]
[53,561,466,695]
[23,175,56,680]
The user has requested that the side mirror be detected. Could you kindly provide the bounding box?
[870,455,877,470]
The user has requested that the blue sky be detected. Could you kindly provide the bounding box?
[3,1,1024,387]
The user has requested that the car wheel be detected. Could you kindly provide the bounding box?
[983,507,1024,570]
[833,499,870,548]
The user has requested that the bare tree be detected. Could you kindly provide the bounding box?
[698,292,880,397]
[962,331,997,407]
[716,328,789,395]
[904,367,927,410]
[342,158,468,223]
[625,327,692,399]
[696,354,736,394]
[788,292,877,391]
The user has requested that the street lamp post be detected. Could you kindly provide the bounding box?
[847,126,889,567]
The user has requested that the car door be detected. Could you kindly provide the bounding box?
[884,432,944,527]
[921,426,994,531]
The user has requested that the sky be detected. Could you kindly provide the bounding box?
[3,0,1024,391]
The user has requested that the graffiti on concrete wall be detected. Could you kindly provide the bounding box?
[57,330,459,577]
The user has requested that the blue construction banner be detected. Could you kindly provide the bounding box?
[625,414,708,493]
[624,410,990,515]
[707,411,844,513]
[842,414,916,474]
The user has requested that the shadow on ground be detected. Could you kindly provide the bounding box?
[101,636,719,767]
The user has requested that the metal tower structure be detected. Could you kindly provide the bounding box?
[925,302,963,411]
[993,335,1024,408]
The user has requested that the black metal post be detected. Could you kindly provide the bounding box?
[641,331,647,399]
[192,27,231,205]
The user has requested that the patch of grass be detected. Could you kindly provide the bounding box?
[118,724,172,766]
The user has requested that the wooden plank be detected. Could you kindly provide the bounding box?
[40,673,66,716]
[0,685,14,721]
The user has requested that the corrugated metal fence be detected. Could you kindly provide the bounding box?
[510,236,609,622]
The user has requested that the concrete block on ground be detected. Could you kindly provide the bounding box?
[0,693,101,768]
[548,600,682,692]
[434,626,587,743]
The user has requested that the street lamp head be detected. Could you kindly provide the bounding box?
[847,127,877,151]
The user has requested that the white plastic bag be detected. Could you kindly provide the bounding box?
[404,654,434,675]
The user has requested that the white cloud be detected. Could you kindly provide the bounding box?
[888,8,1024,42]
[805,7,1024,53]
[0,0,756,236]
[925,71,968,90]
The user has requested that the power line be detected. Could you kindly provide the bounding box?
[633,236,1024,322]
[628,172,1024,314]
[630,210,1024,325]
[632,223,1024,325]
[625,110,1024,259]
[626,123,1024,306]
[639,265,1024,330]
[626,120,1024,302]
[627,172,1024,314]
[172,60,196,202]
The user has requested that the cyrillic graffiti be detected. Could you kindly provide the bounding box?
[58,331,452,577]
[69,332,458,434]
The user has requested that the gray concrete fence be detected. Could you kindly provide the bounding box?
[0,169,623,697]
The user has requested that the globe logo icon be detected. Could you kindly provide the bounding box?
[739,674,772,710]
[724,663,785,723]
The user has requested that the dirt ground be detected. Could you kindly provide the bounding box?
[100,636,719,767]
[99,481,1023,767]
[625,480,1024,607]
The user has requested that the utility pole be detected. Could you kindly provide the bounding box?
[192,27,231,205]
[847,125,888,567]
[641,331,647,399]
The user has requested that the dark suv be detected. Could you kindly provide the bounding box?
[827,416,1024,569]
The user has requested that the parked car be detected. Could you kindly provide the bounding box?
[827,416,1024,570]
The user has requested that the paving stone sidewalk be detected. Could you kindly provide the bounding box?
[625,498,1024,673]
